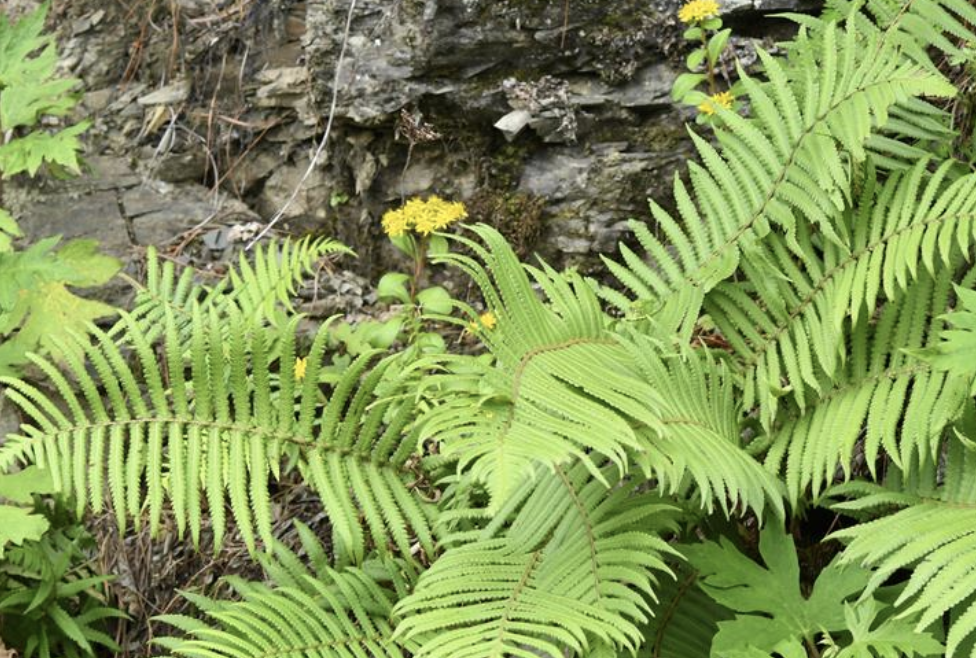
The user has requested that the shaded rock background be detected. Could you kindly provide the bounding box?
[12,0,819,284]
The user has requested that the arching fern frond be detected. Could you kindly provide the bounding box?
[249,522,420,601]
[819,0,976,65]
[425,226,781,518]
[764,270,970,503]
[602,15,956,335]
[831,431,976,658]
[154,566,413,658]
[424,225,649,509]
[622,333,785,518]
[706,159,976,428]
[127,236,350,341]
[0,304,433,561]
[393,463,679,658]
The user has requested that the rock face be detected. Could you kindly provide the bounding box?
[17,0,819,277]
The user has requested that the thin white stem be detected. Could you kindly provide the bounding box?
[246,0,358,249]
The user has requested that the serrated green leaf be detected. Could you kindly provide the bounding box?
[0,466,55,503]
[0,505,49,558]
[686,525,873,657]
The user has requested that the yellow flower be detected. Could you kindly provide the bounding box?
[679,0,720,23]
[381,196,467,237]
[381,207,410,237]
[479,311,497,330]
[698,90,735,115]
[466,311,497,334]
[294,356,308,381]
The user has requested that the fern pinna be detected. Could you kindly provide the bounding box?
[1,0,976,656]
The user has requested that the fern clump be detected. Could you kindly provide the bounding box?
[3,0,976,656]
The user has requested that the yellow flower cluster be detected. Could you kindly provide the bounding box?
[381,196,467,237]
[679,0,720,23]
[698,90,735,115]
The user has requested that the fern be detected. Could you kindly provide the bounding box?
[1,2,973,656]
[424,226,780,517]
[127,236,350,341]
[602,12,956,336]
[0,305,433,560]
[155,566,413,658]
[764,269,970,502]
[830,408,976,657]
[393,463,679,658]
[706,159,976,428]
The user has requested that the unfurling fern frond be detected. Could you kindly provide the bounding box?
[707,159,976,428]
[128,236,350,340]
[764,270,970,503]
[602,16,955,336]
[831,431,976,658]
[393,463,679,658]
[154,566,414,658]
[0,304,433,561]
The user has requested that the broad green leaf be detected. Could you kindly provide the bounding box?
[0,78,79,130]
[0,3,54,88]
[0,281,118,374]
[672,72,707,101]
[0,206,20,253]
[685,525,872,657]
[417,286,453,315]
[54,239,121,286]
[377,272,411,303]
[825,599,943,658]
[0,466,55,503]
[0,505,49,558]
[0,121,89,177]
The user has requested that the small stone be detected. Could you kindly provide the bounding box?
[137,80,191,106]
[494,110,533,142]
[84,88,114,113]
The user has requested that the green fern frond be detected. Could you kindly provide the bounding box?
[426,226,781,517]
[128,236,350,341]
[707,159,976,428]
[424,225,648,508]
[764,270,970,503]
[252,523,420,602]
[622,333,785,518]
[820,0,976,65]
[0,305,433,561]
[393,463,679,658]
[154,566,411,658]
[831,434,976,658]
[603,15,956,336]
